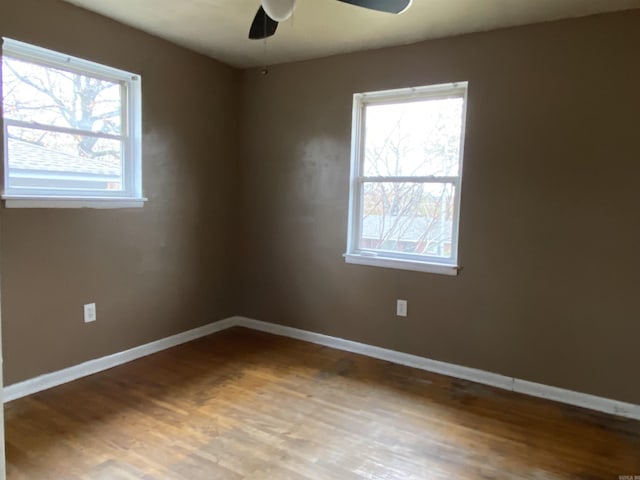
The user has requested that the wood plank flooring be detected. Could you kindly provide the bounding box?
[5,327,640,479]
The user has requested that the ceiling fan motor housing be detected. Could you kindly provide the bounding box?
[261,0,296,22]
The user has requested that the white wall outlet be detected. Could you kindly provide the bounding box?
[84,303,97,323]
[396,299,408,317]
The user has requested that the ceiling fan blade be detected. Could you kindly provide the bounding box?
[336,0,412,14]
[249,6,279,39]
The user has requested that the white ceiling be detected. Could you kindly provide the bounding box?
[62,0,640,68]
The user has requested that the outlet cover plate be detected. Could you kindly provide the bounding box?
[84,303,97,323]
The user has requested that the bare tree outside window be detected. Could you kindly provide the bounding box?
[2,55,124,190]
[360,97,464,258]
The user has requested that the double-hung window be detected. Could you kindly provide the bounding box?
[345,82,468,275]
[1,38,144,208]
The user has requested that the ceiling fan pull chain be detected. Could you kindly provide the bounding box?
[261,37,269,76]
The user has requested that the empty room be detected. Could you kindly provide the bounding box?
[0,0,639,478]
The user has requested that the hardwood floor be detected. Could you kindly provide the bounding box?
[5,327,640,479]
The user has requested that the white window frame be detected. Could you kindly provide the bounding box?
[1,38,145,208]
[344,82,468,276]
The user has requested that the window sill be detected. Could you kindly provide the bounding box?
[2,195,148,209]
[344,253,460,276]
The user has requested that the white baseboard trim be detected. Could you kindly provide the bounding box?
[5,315,640,422]
[233,316,640,421]
[3,317,236,403]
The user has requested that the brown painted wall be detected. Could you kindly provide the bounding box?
[0,0,241,384]
[239,11,640,404]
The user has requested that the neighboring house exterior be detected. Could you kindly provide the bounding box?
[361,214,453,257]
[6,137,121,191]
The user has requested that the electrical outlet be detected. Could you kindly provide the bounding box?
[396,299,408,317]
[84,303,97,323]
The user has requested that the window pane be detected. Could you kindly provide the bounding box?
[363,97,463,177]
[2,56,122,135]
[360,182,455,258]
[6,126,123,192]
